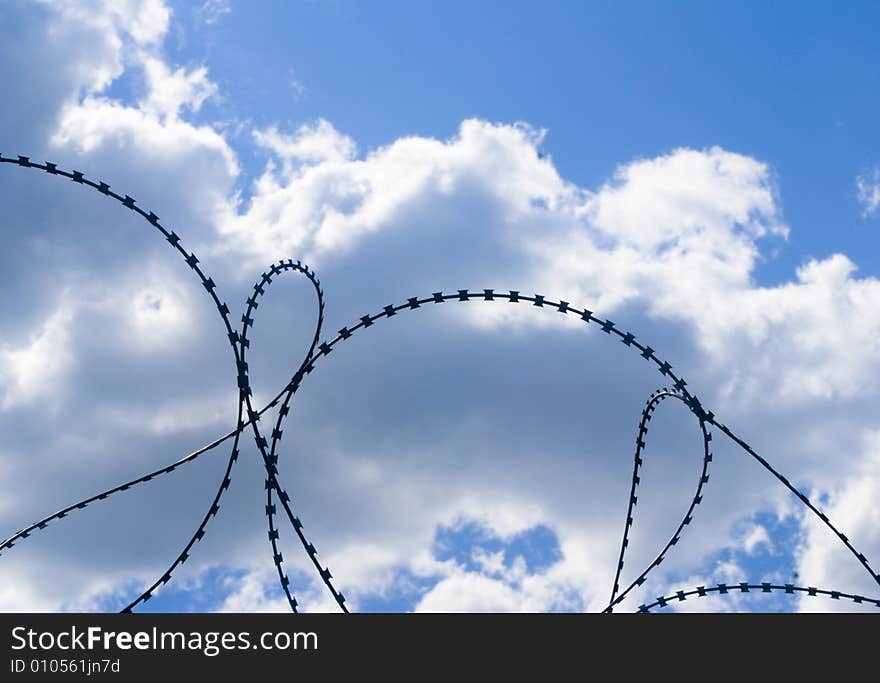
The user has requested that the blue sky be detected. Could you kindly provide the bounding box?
[0,0,879,613]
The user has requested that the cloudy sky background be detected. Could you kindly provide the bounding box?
[1,0,879,612]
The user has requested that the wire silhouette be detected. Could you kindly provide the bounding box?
[1,153,878,613]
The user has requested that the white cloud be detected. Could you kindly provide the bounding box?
[140,56,218,121]
[588,147,786,249]
[36,0,171,94]
[217,119,568,267]
[741,524,772,555]
[415,572,530,612]
[522,153,880,404]
[36,0,236,197]
[857,166,880,217]
[0,304,73,410]
[795,430,880,611]
[657,559,755,613]
[414,550,582,613]
[111,263,200,352]
[254,119,357,169]
[228,122,880,404]
[215,567,289,613]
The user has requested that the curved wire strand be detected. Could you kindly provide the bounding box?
[1,154,876,613]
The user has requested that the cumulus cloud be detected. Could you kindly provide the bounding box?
[35,0,170,93]
[217,119,566,266]
[254,119,357,168]
[140,56,218,121]
[227,120,880,405]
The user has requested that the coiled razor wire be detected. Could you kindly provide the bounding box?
[1,153,878,613]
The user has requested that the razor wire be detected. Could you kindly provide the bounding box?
[1,153,878,613]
